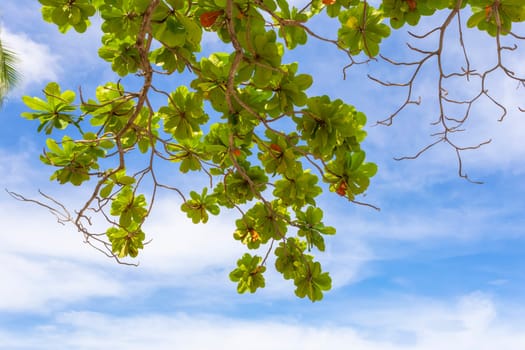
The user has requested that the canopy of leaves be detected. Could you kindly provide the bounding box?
[19,0,525,301]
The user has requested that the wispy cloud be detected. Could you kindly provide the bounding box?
[1,27,60,94]
[0,148,38,187]
[0,253,124,312]
[0,192,252,312]
[1,292,524,350]
[1,7,113,98]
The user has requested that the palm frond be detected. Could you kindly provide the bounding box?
[0,37,21,106]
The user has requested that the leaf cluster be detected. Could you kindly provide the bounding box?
[22,0,525,301]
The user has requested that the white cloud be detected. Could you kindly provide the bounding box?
[1,292,524,350]
[1,3,112,99]
[324,236,373,288]
[139,197,244,275]
[1,27,60,94]
[0,148,37,187]
[0,192,252,311]
[324,195,519,243]
[0,253,124,312]
[0,192,129,311]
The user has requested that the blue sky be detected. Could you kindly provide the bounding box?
[1,1,525,349]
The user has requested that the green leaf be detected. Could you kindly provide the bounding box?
[106,226,146,258]
[100,183,114,198]
[294,261,331,302]
[181,187,220,223]
[229,254,266,293]
[22,96,49,111]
